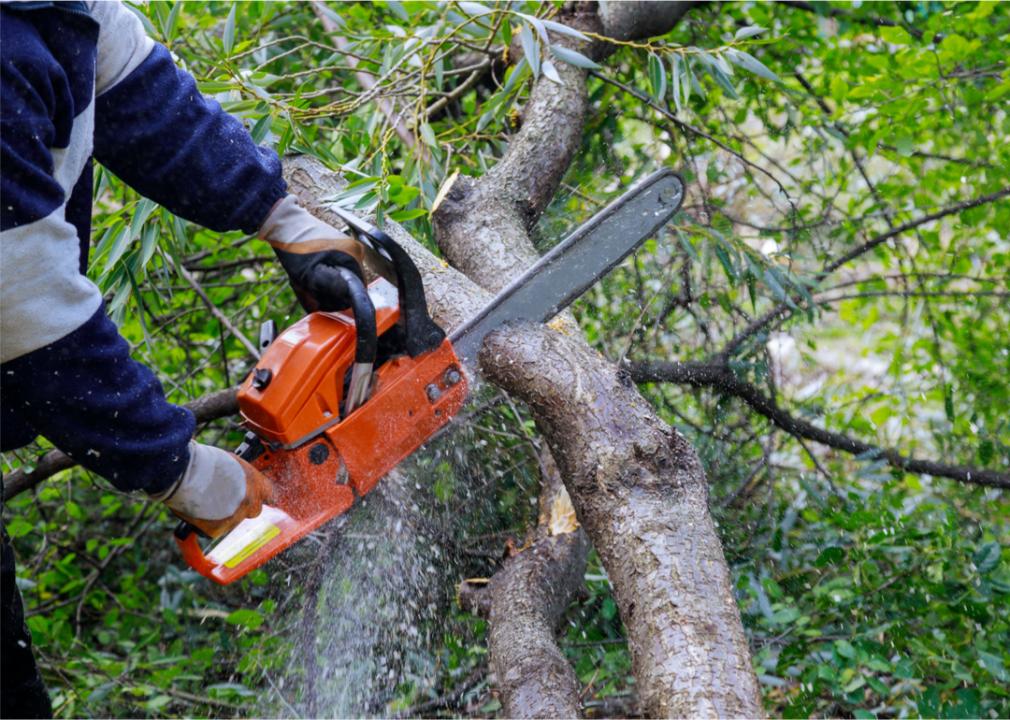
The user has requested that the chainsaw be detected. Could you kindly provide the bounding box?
[175,168,685,584]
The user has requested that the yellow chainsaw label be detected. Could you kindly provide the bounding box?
[223,524,281,568]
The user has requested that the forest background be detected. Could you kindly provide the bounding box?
[3,0,1008,718]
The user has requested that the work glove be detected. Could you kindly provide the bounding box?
[259,195,368,313]
[152,441,273,538]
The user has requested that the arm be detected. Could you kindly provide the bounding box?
[89,2,371,311]
[90,1,286,233]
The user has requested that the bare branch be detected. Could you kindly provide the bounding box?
[626,360,1010,489]
[721,187,1010,359]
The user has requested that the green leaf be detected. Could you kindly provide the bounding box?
[419,122,438,147]
[893,134,915,157]
[250,114,272,144]
[764,267,796,308]
[538,17,589,42]
[389,208,427,222]
[725,48,780,82]
[458,1,492,17]
[700,52,738,98]
[519,24,540,78]
[979,651,1010,682]
[815,546,845,567]
[770,607,800,625]
[502,57,529,95]
[222,3,237,55]
[648,52,667,103]
[974,542,1001,574]
[164,0,182,41]
[601,597,617,620]
[517,13,548,43]
[735,25,766,40]
[879,26,912,46]
[671,55,683,112]
[550,44,600,70]
[226,608,263,630]
[542,59,562,85]
[714,243,737,282]
[103,227,132,272]
[835,639,857,659]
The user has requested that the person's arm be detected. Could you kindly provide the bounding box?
[90,1,372,311]
[90,1,285,233]
[1,9,270,536]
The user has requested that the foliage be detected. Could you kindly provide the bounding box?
[3,0,1008,717]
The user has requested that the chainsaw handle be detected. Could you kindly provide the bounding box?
[173,522,216,579]
[333,267,377,366]
[331,207,445,357]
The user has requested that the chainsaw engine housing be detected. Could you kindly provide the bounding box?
[177,277,467,584]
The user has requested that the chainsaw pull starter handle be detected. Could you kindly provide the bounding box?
[330,207,445,357]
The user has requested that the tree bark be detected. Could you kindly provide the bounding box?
[480,327,761,716]
[430,2,761,715]
[462,528,589,718]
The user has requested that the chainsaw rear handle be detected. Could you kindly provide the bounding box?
[330,207,445,357]
[174,521,216,576]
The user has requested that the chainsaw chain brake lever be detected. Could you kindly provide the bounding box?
[330,207,445,358]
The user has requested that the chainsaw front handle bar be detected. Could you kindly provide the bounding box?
[333,267,377,367]
[330,207,445,358]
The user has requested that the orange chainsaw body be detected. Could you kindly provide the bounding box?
[177,277,467,585]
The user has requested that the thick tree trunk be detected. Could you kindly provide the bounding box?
[480,327,761,716]
[429,2,761,716]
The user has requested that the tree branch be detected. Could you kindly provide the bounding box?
[721,187,1010,359]
[627,360,1010,490]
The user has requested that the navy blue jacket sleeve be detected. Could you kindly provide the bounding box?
[93,43,286,235]
[0,304,196,494]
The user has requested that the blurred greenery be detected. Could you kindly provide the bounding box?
[3,0,1008,717]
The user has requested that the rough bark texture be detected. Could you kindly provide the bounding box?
[473,530,589,719]
[490,531,588,718]
[429,2,761,716]
[598,1,697,42]
[480,327,761,716]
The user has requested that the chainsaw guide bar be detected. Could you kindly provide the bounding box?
[175,169,685,584]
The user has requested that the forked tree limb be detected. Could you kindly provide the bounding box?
[432,2,761,715]
[627,359,1010,490]
[479,327,762,717]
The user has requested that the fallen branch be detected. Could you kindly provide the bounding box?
[627,359,1010,489]
[459,448,589,718]
[460,530,588,718]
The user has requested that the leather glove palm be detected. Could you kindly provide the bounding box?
[259,195,367,312]
[153,442,273,538]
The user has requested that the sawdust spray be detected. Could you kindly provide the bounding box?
[260,385,511,716]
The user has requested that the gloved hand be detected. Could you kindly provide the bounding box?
[152,441,273,538]
[259,195,368,313]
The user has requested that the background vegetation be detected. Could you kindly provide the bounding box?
[3,1,1008,717]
